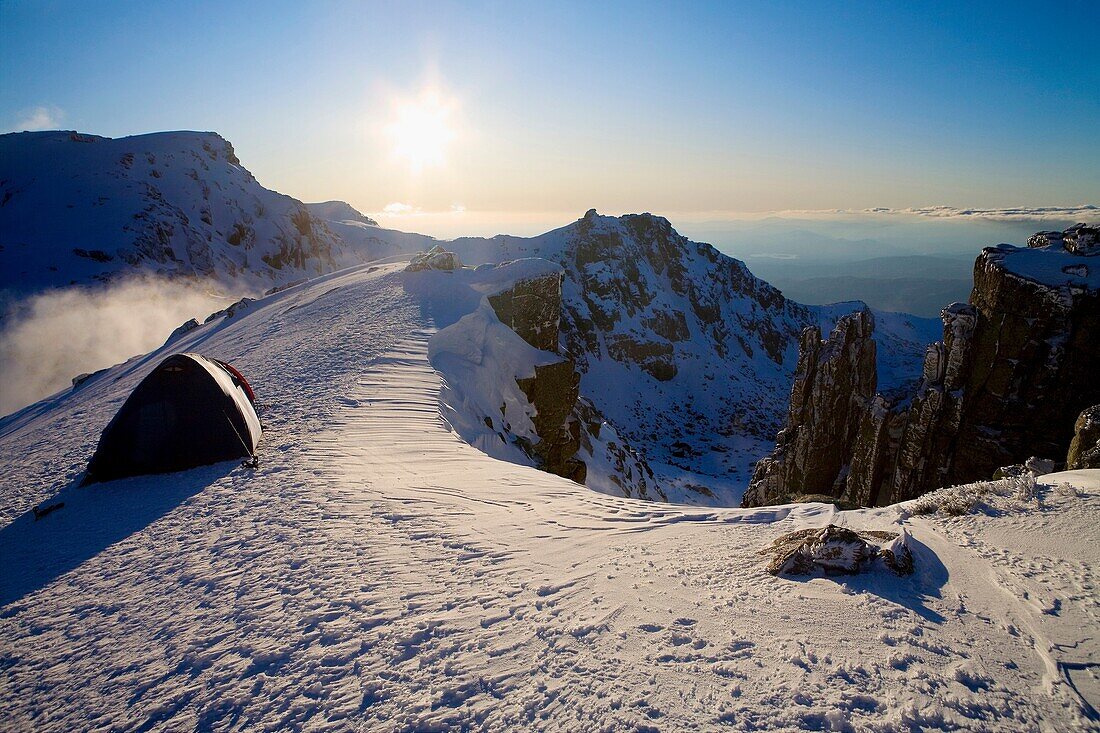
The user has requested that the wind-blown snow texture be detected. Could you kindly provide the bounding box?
[1,263,1097,731]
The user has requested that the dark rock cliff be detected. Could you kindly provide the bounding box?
[484,265,658,492]
[486,268,587,483]
[744,224,1100,507]
[742,310,877,506]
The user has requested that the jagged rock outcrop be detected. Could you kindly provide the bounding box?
[741,310,877,506]
[1067,405,1100,470]
[745,223,1100,508]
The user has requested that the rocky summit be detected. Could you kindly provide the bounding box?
[745,223,1100,508]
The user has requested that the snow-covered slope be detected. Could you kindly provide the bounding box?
[1,262,1096,731]
[0,131,411,294]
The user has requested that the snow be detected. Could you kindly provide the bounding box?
[984,242,1100,293]
[2,261,1097,731]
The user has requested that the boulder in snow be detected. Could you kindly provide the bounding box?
[405,245,463,273]
[993,455,1056,480]
[761,524,913,577]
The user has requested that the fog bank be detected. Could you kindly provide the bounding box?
[0,278,237,417]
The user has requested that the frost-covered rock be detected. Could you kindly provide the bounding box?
[1026,223,1099,255]
[761,524,913,577]
[1066,405,1100,470]
[993,456,1056,480]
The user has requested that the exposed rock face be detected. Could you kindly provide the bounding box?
[882,303,977,501]
[515,361,586,483]
[746,224,1100,508]
[741,310,877,507]
[1066,405,1100,470]
[481,266,584,482]
[478,264,655,489]
[487,271,563,352]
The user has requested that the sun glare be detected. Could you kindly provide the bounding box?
[386,90,455,173]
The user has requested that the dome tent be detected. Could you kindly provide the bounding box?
[82,353,261,485]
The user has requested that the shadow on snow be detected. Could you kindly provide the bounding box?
[779,534,949,624]
[0,462,237,609]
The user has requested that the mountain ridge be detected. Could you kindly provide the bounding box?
[0,130,938,501]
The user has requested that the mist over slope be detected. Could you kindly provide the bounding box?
[0,277,228,415]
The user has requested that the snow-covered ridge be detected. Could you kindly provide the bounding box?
[1,260,1097,731]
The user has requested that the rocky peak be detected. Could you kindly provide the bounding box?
[741,309,877,507]
[745,225,1100,508]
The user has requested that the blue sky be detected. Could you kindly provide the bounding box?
[2,0,1097,223]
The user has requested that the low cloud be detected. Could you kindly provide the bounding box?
[0,277,234,416]
[866,205,1098,222]
[382,202,419,215]
[5,105,64,132]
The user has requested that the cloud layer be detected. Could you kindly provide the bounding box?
[0,277,232,416]
[866,205,1098,222]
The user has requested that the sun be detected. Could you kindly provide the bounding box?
[386,90,455,173]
